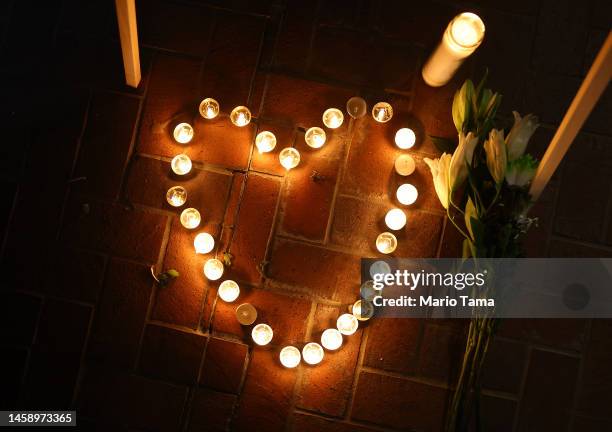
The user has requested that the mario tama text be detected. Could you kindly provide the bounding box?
[373,295,495,308]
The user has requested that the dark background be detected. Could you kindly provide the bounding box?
[1,0,611,431]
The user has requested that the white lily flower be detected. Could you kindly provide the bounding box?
[424,154,452,209]
[506,111,539,161]
[505,154,538,186]
[449,132,478,191]
[484,129,507,185]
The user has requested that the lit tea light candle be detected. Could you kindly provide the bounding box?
[230,106,251,127]
[203,258,224,280]
[322,108,344,129]
[166,186,187,207]
[369,260,391,281]
[304,127,326,149]
[236,303,257,325]
[194,232,215,254]
[422,12,485,87]
[199,98,220,119]
[320,328,343,350]
[279,147,300,170]
[251,323,273,346]
[302,342,324,365]
[173,122,194,144]
[376,232,397,254]
[372,102,393,123]
[395,154,416,176]
[360,280,377,301]
[279,346,301,368]
[385,208,407,230]
[255,131,277,153]
[396,183,418,205]
[352,300,374,321]
[395,128,416,149]
[180,208,201,229]
[218,280,240,302]
[346,96,367,119]
[171,154,192,175]
[337,313,358,335]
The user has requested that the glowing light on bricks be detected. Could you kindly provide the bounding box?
[279,147,300,170]
[171,154,192,175]
[395,154,415,176]
[376,232,398,254]
[372,102,393,123]
[302,342,324,365]
[395,128,416,149]
[352,300,374,321]
[218,280,240,302]
[251,323,273,346]
[304,127,326,149]
[203,258,224,280]
[173,122,194,143]
[230,106,251,127]
[336,313,358,335]
[322,108,344,129]
[166,186,187,207]
[396,183,418,205]
[346,96,367,119]
[180,207,201,229]
[321,328,343,350]
[422,12,485,87]
[279,346,301,368]
[199,98,220,119]
[385,208,407,230]
[236,303,257,325]
[255,131,277,153]
[194,232,215,254]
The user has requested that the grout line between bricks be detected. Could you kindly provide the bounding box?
[286,300,318,432]
[512,343,533,431]
[345,323,369,421]
[568,318,592,430]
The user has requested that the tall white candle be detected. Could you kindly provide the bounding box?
[422,12,485,87]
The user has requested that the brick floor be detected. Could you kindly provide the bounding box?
[1,0,611,431]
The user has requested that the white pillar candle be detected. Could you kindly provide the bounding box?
[422,12,485,87]
[302,342,324,365]
[320,328,343,350]
[279,346,301,368]
[236,303,257,325]
[395,154,416,176]
[251,323,273,346]
[376,232,398,254]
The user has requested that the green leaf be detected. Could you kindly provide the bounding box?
[464,197,478,240]
[429,135,457,153]
[452,79,474,133]
[166,269,180,278]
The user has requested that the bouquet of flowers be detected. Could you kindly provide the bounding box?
[424,75,540,431]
